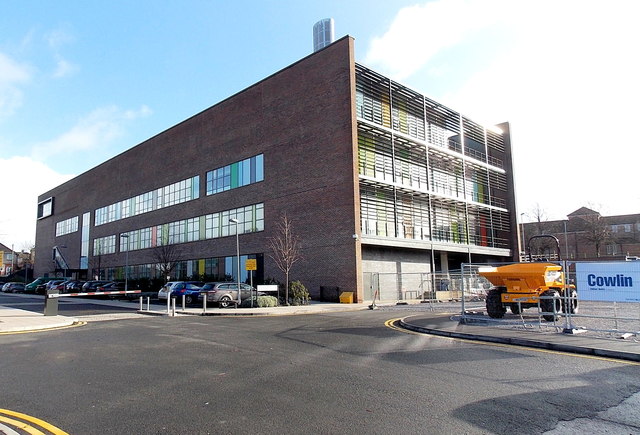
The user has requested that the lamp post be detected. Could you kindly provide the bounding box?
[229,218,241,306]
[563,220,570,259]
[121,234,130,292]
[520,213,526,259]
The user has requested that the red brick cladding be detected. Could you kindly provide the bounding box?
[36,36,362,299]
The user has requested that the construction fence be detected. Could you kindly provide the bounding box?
[364,260,640,337]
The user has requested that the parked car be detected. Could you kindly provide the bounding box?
[199,282,255,307]
[25,277,57,294]
[49,279,72,293]
[157,282,179,301]
[82,280,112,291]
[35,279,70,295]
[3,282,26,293]
[65,280,86,292]
[96,281,129,299]
[96,282,126,292]
[158,281,204,304]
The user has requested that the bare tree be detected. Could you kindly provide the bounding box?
[268,214,302,305]
[580,211,611,258]
[89,241,103,280]
[150,244,181,282]
[527,203,554,256]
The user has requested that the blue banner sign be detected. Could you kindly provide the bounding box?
[576,262,640,302]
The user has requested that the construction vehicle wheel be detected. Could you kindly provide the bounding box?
[562,288,578,314]
[486,289,506,318]
[510,303,522,315]
[541,290,561,321]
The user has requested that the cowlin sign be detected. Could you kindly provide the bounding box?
[576,261,640,302]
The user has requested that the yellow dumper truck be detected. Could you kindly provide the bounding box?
[478,235,578,321]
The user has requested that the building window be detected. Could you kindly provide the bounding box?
[186,217,200,242]
[55,216,79,236]
[606,243,620,255]
[93,235,116,255]
[206,154,264,195]
[95,176,199,226]
[37,197,54,219]
[116,203,264,254]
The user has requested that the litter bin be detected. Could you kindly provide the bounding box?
[339,292,353,304]
[44,288,59,316]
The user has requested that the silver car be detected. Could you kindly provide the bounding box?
[157,282,179,301]
[199,282,254,308]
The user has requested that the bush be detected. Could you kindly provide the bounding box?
[257,295,278,307]
[289,281,310,306]
[239,295,278,308]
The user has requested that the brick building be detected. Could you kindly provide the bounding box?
[34,36,519,302]
[522,207,640,261]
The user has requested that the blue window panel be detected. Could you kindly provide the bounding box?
[242,158,251,187]
[250,157,256,184]
[256,154,264,182]
[192,176,200,199]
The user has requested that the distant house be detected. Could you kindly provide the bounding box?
[522,208,640,261]
[0,243,16,276]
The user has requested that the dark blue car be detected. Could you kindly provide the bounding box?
[169,281,204,304]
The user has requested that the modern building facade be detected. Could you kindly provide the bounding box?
[34,36,519,302]
[522,207,640,261]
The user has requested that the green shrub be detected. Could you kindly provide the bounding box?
[289,281,310,306]
[257,295,278,307]
[239,295,278,308]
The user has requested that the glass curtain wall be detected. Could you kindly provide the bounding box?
[355,64,510,250]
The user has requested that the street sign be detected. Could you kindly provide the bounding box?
[245,259,257,271]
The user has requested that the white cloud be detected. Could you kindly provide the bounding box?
[30,105,152,160]
[52,57,77,78]
[45,27,75,50]
[365,0,640,220]
[45,26,78,79]
[0,52,32,117]
[0,156,74,249]
[364,0,508,81]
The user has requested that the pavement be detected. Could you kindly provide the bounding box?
[1,295,638,363]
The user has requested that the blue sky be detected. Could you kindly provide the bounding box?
[1,0,639,249]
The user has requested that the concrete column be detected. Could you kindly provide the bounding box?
[440,252,449,273]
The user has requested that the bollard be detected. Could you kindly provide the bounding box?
[44,288,60,316]
[139,296,143,311]
[146,297,150,311]
[203,293,207,314]
[167,295,171,314]
[182,294,185,311]
[171,298,176,316]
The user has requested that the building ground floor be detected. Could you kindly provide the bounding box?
[47,240,509,304]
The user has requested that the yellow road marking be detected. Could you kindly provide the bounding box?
[0,409,69,435]
[0,415,46,435]
[0,321,86,335]
[384,318,640,366]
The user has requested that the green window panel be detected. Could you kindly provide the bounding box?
[230,162,239,189]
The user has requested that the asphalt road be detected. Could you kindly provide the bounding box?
[1,296,639,434]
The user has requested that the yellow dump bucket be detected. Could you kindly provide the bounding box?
[339,292,354,304]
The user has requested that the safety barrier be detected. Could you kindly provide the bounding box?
[459,261,640,338]
[43,289,141,316]
[46,290,142,298]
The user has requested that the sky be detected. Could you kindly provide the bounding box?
[1,0,639,250]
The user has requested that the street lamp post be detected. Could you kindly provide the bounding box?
[121,234,130,292]
[520,213,526,259]
[563,220,570,259]
[229,218,241,306]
